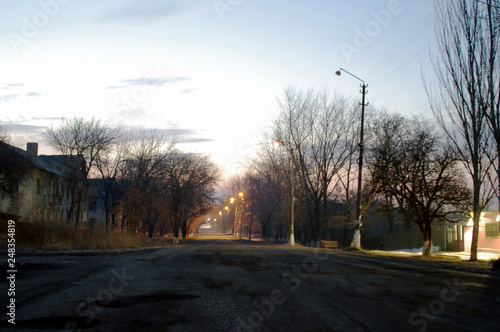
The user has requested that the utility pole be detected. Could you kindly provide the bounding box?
[336,68,367,249]
[290,147,295,246]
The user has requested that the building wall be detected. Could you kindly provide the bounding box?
[87,196,106,228]
[464,212,500,251]
[1,168,78,223]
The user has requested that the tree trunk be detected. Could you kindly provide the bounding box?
[323,188,328,240]
[386,193,394,234]
[104,194,111,232]
[248,196,254,241]
[74,195,81,230]
[470,166,481,261]
[67,183,77,225]
[422,224,432,257]
[148,220,156,240]
[313,199,321,243]
[497,153,500,223]
[181,219,188,240]
[342,217,349,248]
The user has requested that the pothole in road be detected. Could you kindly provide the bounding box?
[106,291,199,308]
[200,277,233,289]
[219,258,267,271]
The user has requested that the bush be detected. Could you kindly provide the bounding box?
[0,220,142,251]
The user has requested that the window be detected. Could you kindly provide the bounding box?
[485,223,500,237]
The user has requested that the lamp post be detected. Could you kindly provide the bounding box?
[218,211,222,233]
[336,68,367,250]
[224,206,229,234]
[230,197,235,235]
[238,192,244,240]
[275,141,295,246]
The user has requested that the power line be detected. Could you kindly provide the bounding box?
[367,11,435,83]
[371,40,437,86]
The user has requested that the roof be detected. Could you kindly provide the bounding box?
[0,141,82,179]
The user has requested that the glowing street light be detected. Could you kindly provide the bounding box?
[238,192,244,239]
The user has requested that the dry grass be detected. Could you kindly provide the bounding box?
[0,220,155,251]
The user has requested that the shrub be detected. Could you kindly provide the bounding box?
[0,220,143,251]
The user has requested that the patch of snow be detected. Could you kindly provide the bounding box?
[396,245,441,253]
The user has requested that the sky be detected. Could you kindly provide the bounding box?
[0,0,437,178]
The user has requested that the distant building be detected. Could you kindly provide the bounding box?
[382,211,500,252]
[463,211,500,251]
[0,141,88,224]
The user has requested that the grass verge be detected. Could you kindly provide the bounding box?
[0,220,149,251]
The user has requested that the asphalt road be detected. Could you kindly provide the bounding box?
[1,236,499,332]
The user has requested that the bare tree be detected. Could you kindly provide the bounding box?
[162,150,220,242]
[376,118,472,256]
[480,0,500,214]
[273,87,356,245]
[45,117,121,227]
[93,130,127,232]
[246,161,280,242]
[428,0,495,261]
[0,122,10,143]
[366,110,408,234]
[117,130,173,235]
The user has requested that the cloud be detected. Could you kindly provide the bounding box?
[0,83,43,102]
[128,126,215,144]
[0,91,43,102]
[178,88,199,95]
[176,137,216,144]
[98,1,193,25]
[0,94,20,102]
[25,92,43,98]
[107,76,190,89]
[158,128,215,144]
[0,83,25,90]
[3,123,46,133]
[117,108,148,119]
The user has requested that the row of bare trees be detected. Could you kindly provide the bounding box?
[220,87,476,255]
[45,118,220,241]
[221,0,499,260]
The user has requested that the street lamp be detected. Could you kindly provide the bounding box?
[225,206,229,234]
[218,211,222,233]
[230,197,236,235]
[238,192,244,240]
[336,67,367,250]
[275,140,295,246]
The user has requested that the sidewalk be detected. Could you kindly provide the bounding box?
[436,250,500,261]
[369,249,500,262]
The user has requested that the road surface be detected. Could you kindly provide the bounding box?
[1,237,499,331]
